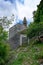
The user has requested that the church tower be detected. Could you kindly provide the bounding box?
[23,17,27,27]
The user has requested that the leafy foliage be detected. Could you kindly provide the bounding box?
[0,42,10,65]
[0,15,14,65]
[33,0,43,23]
[0,15,14,28]
[27,22,43,39]
[0,26,8,42]
[27,0,43,39]
[0,25,10,65]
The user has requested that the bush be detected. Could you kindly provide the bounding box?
[27,21,43,39]
[0,42,10,65]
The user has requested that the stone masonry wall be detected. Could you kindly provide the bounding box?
[9,33,20,49]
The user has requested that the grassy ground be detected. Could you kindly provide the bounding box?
[8,42,43,65]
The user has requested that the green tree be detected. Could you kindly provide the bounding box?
[33,0,43,23]
[27,0,43,42]
[0,15,14,28]
[27,22,43,39]
[0,15,14,65]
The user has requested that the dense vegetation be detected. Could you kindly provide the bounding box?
[6,42,43,65]
[0,16,14,65]
[27,0,43,39]
[0,0,43,65]
[5,0,43,65]
[0,40,10,65]
[33,0,43,23]
[27,22,43,39]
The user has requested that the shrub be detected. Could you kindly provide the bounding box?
[27,21,43,39]
[0,42,10,65]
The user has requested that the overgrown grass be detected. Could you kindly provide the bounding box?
[8,42,43,65]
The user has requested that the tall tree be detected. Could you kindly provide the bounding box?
[33,0,43,23]
[0,15,14,65]
[0,15,14,28]
[27,0,43,42]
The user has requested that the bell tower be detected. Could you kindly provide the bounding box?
[23,17,27,27]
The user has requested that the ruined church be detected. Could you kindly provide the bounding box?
[9,17,28,49]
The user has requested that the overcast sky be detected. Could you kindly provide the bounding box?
[0,0,41,26]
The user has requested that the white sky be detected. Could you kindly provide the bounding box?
[0,0,41,26]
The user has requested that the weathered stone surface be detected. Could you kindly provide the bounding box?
[9,23,26,39]
[9,33,20,49]
[9,23,28,49]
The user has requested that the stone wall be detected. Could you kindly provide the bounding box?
[9,33,28,49]
[9,33,20,49]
